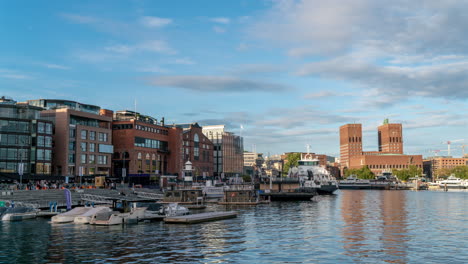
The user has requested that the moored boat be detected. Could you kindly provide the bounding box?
[438,175,466,189]
[1,207,38,221]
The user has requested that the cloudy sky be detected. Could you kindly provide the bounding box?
[2,0,468,157]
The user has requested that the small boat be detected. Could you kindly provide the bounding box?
[89,208,146,226]
[161,203,189,217]
[74,207,112,224]
[51,207,93,223]
[1,207,38,221]
[439,175,466,189]
[338,175,372,189]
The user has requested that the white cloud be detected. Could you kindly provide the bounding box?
[41,63,70,70]
[210,17,230,24]
[168,58,196,65]
[213,26,226,33]
[0,69,31,80]
[148,75,290,92]
[140,16,172,28]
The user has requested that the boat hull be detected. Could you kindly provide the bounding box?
[261,192,315,201]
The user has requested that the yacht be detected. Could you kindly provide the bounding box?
[439,175,466,189]
[291,156,338,194]
[1,207,38,221]
[89,207,147,225]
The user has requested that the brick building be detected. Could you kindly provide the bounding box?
[28,99,113,181]
[176,123,214,178]
[340,120,422,176]
[423,156,468,179]
[378,120,403,153]
[339,124,363,169]
[112,111,183,184]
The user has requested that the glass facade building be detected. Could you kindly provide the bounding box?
[0,97,53,181]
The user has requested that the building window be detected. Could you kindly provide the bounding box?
[90,131,96,141]
[89,143,95,152]
[97,155,107,165]
[89,155,95,164]
[38,122,45,133]
[80,142,87,152]
[46,123,53,134]
[81,154,86,164]
[68,154,75,163]
[98,132,108,142]
[69,127,76,139]
[81,130,87,140]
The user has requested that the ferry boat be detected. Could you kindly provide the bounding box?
[291,155,338,195]
[438,175,466,189]
[338,175,393,190]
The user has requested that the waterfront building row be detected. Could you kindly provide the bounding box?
[0,96,244,183]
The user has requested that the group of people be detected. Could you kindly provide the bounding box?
[0,180,120,191]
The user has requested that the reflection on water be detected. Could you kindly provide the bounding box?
[1,191,467,263]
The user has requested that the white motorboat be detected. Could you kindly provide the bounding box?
[162,203,189,217]
[51,207,93,223]
[1,207,38,221]
[89,207,147,226]
[74,207,112,224]
[439,175,466,189]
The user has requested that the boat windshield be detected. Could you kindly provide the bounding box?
[298,161,318,166]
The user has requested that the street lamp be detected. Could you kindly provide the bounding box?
[121,151,127,186]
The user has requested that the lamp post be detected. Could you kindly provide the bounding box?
[121,151,126,187]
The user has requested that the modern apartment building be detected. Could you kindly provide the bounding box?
[202,125,243,178]
[176,123,214,178]
[112,111,183,184]
[28,99,113,181]
[0,97,54,181]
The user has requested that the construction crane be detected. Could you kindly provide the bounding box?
[428,150,448,157]
[443,139,464,156]
[461,144,468,157]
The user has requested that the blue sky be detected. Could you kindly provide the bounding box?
[2,0,468,158]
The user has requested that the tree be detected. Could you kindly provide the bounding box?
[282,153,302,176]
[392,165,422,182]
[451,166,468,179]
[344,166,375,179]
[242,174,252,182]
[436,168,452,178]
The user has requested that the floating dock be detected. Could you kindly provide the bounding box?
[164,211,237,224]
[260,192,315,201]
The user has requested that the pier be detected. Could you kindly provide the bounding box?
[164,211,237,224]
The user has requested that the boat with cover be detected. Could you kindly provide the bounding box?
[52,207,93,223]
[1,207,38,221]
[74,207,113,224]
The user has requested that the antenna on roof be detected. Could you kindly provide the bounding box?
[134,99,137,118]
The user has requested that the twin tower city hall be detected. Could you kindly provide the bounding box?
[339,120,423,175]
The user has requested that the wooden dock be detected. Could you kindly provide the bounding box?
[164,211,237,224]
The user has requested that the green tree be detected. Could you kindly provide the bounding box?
[357,165,375,179]
[344,166,375,179]
[282,153,302,176]
[451,166,468,179]
[242,174,252,182]
[436,168,453,178]
[392,165,422,182]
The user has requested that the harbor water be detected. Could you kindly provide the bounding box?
[1,190,467,263]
